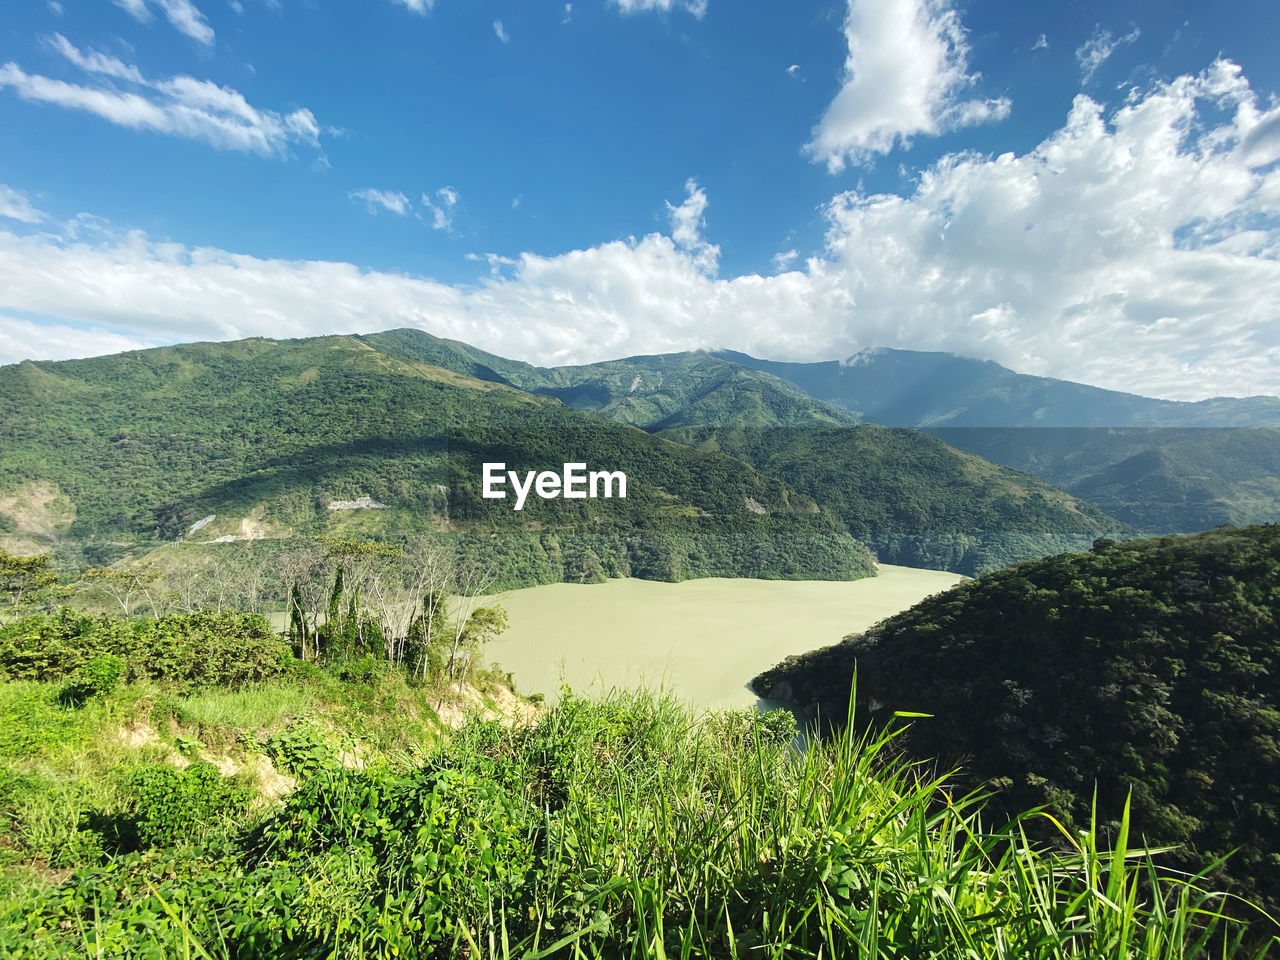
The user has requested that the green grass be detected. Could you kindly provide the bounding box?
[173,685,316,730]
[2,686,1270,959]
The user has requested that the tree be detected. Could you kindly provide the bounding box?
[450,605,509,689]
[80,563,160,618]
[0,548,58,619]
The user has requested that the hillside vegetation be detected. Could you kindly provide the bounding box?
[753,524,1280,917]
[718,348,1280,429]
[930,427,1280,534]
[0,334,872,586]
[361,330,857,431]
[0,666,1265,958]
[660,425,1129,575]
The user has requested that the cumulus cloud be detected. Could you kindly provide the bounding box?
[0,185,46,224]
[350,189,411,216]
[1031,33,1048,51]
[116,0,215,46]
[0,315,163,362]
[0,38,322,157]
[1075,25,1140,84]
[807,0,1011,172]
[609,0,707,18]
[493,20,509,43]
[665,178,718,274]
[390,0,432,12]
[3,62,1280,400]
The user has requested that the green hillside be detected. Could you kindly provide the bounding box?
[659,425,1130,575]
[929,427,1280,534]
[361,329,856,430]
[753,524,1280,916]
[0,335,872,586]
[718,348,1280,428]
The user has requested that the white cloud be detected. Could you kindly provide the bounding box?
[47,33,144,83]
[0,315,163,362]
[1031,33,1048,51]
[609,0,707,18]
[807,0,1011,172]
[493,20,509,43]
[562,3,572,24]
[772,249,799,271]
[350,189,411,216]
[3,61,1280,400]
[48,1,64,15]
[0,185,45,224]
[156,0,215,46]
[786,64,800,77]
[115,0,215,45]
[664,178,718,274]
[391,0,432,13]
[115,0,150,19]
[1075,25,1140,84]
[421,186,459,231]
[0,42,323,157]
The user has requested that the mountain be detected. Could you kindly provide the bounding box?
[0,334,872,587]
[361,329,855,431]
[717,347,1280,428]
[713,348,1280,534]
[658,425,1130,575]
[928,427,1280,534]
[753,524,1280,916]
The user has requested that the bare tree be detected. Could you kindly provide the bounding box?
[80,563,161,618]
[446,561,498,683]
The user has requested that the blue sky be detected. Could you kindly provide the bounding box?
[1,0,1279,399]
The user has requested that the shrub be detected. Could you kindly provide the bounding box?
[61,653,125,705]
[128,762,253,848]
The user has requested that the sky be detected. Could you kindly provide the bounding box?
[1,0,1279,400]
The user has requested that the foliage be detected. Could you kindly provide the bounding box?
[754,523,1280,917]
[128,761,254,848]
[263,721,334,779]
[1,689,1269,958]
[0,609,293,690]
[0,549,58,618]
[662,425,1130,575]
[61,653,125,705]
[0,332,874,587]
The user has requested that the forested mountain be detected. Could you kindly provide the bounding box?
[361,329,855,430]
[2,329,1142,581]
[658,425,1129,575]
[929,427,1280,534]
[753,524,1280,916]
[354,330,1280,539]
[0,334,871,587]
[718,347,1280,428]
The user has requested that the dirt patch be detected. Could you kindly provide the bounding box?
[116,723,162,749]
[249,756,296,801]
[0,481,75,549]
[744,497,767,515]
[434,682,538,730]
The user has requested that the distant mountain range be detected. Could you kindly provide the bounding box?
[717,347,1280,428]
[386,334,1279,537]
[0,330,1130,581]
